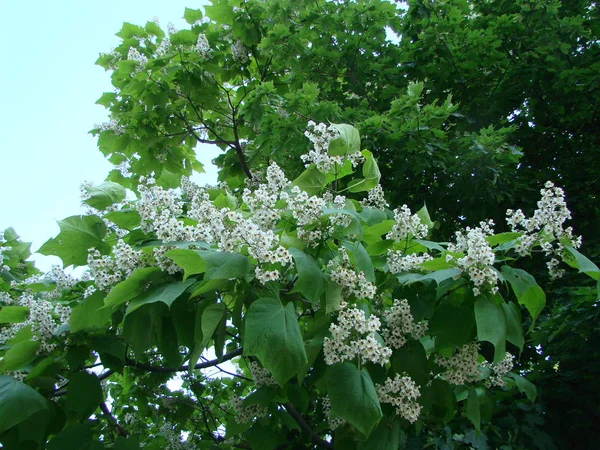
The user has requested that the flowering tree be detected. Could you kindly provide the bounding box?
[1,1,599,449]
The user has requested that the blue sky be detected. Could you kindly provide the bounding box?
[0,0,217,270]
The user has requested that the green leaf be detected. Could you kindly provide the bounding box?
[358,415,400,450]
[391,341,429,387]
[244,298,308,384]
[292,165,327,195]
[289,248,327,304]
[66,372,103,418]
[0,306,29,324]
[83,182,126,210]
[46,423,94,450]
[501,266,546,320]
[126,278,195,315]
[430,304,475,350]
[145,21,164,38]
[184,7,203,24]
[104,267,167,308]
[563,245,600,280]
[0,340,40,371]
[197,251,251,280]
[328,123,361,156]
[509,373,537,402]
[70,291,112,332]
[397,269,461,286]
[348,150,381,193]
[474,295,507,363]
[115,436,140,450]
[0,375,48,434]
[38,215,109,267]
[326,363,382,437]
[342,240,375,283]
[416,205,434,230]
[486,232,521,247]
[200,303,226,351]
[164,249,207,281]
[501,301,524,352]
[466,387,480,432]
[103,210,141,230]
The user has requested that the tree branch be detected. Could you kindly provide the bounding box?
[99,401,128,437]
[124,348,243,373]
[282,402,333,449]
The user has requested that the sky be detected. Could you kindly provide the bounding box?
[0,0,218,271]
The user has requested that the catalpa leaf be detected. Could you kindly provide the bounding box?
[0,375,48,434]
[83,181,126,210]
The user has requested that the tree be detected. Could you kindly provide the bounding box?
[1,1,599,448]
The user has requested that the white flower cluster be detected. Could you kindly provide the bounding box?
[360,185,387,210]
[323,303,391,366]
[447,220,498,296]
[231,39,248,63]
[435,342,480,385]
[195,34,211,58]
[0,293,71,354]
[155,38,172,57]
[506,181,581,279]
[322,395,346,431]
[137,178,187,241]
[87,240,146,291]
[46,265,78,291]
[248,361,278,387]
[242,162,290,230]
[127,47,148,70]
[381,299,428,349]
[482,352,514,387]
[376,374,421,423]
[301,121,363,172]
[230,396,268,423]
[159,422,195,450]
[0,232,10,273]
[95,119,125,135]
[327,248,376,300]
[387,251,433,274]
[386,205,428,242]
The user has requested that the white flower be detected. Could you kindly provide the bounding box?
[386,205,428,241]
[377,374,421,423]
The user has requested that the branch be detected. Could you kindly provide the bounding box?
[124,348,243,373]
[282,402,333,449]
[99,401,128,437]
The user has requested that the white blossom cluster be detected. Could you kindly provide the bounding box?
[127,47,148,71]
[159,422,195,450]
[506,181,581,279]
[381,299,428,349]
[387,251,433,274]
[0,293,71,354]
[376,374,421,423]
[435,342,480,385]
[231,39,248,63]
[360,185,387,210]
[322,395,346,431]
[301,121,363,172]
[326,248,376,300]
[0,232,10,273]
[482,352,514,387]
[230,396,268,423]
[195,34,211,58]
[248,361,278,387]
[94,119,125,135]
[87,240,146,291]
[446,220,498,296]
[137,178,187,241]
[386,205,428,242]
[323,303,391,366]
[242,162,290,230]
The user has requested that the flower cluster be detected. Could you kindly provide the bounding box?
[242,162,289,230]
[322,396,346,431]
[360,185,387,210]
[94,119,125,135]
[158,422,195,450]
[327,248,376,300]
[323,303,391,366]
[387,251,433,274]
[248,361,278,387]
[301,121,363,172]
[435,342,480,385]
[195,34,211,58]
[230,396,268,423]
[87,240,145,291]
[381,299,428,349]
[482,352,514,387]
[386,205,428,242]
[506,181,581,278]
[127,47,148,71]
[0,293,71,354]
[447,220,498,296]
[231,39,248,63]
[376,374,421,423]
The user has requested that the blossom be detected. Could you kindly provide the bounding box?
[381,299,428,349]
[386,205,428,241]
[377,374,421,423]
[435,342,480,385]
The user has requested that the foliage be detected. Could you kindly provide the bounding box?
[1,0,599,449]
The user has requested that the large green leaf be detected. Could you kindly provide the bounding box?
[38,215,109,267]
[397,269,462,286]
[429,304,476,350]
[103,267,166,308]
[501,301,524,352]
[292,165,327,195]
[466,387,481,432]
[126,278,195,315]
[509,373,537,402]
[563,245,600,280]
[183,7,203,24]
[66,372,103,418]
[197,251,251,280]
[501,266,546,320]
[0,306,29,324]
[165,248,207,280]
[244,298,308,384]
[289,248,327,304]
[70,291,112,332]
[46,423,96,450]
[326,363,382,437]
[474,295,507,363]
[200,303,226,351]
[342,240,375,283]
[0,375,48,434]
[83,182,126,210]
[348,150,381,193]
[358,414,400,450]
[0,340,40,371]
[328,123,361,156]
